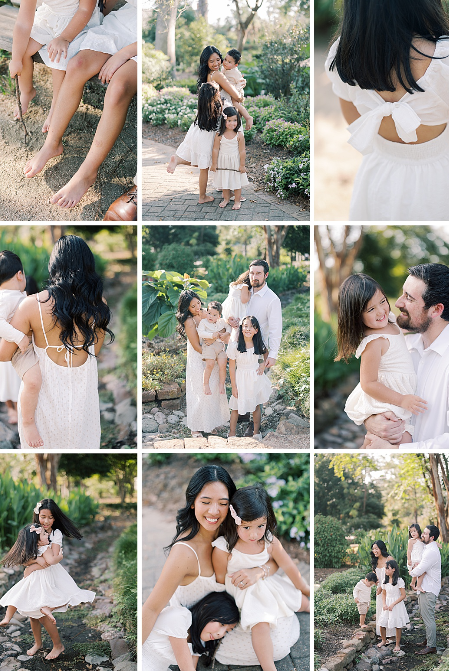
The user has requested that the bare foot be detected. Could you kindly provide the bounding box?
[361,624,368,629]
[167,154,178,173]
[50,169,97,208]
[42,107,54,133]
[6,408,18,425]
[24,141,63,178]
[198,195,214,204]
[22,422,44,448]
[191,431,203,438]
[40,607,56,624]
[45,645,64,660]
[219,199,229,208]
[14,87,36,119]
[232,202,241,210]
[219,384,226,394]
[245,116,254,131]
[377,641,386,648]
[27,643,43,656]
[393,646,401,653]
[0,618,11,627]
[204,383,212,395]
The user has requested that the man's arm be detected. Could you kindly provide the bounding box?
[404,433,449,449]
[265,296,282,365]
[409,548,436,577]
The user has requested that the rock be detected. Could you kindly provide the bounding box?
[110,638,129,660]
[154,412,166,425]
[264,407,274,416]
[276,420,304,435]
[142,390,156,402]
[156,383,181,400]
[161,398,182,410]
[15,659,29,663]
[157,423,171,434]
[0,423,14,442]
[288,412,310,428]
[0,442,14,449]
[150,407,159,415]
[102,411,116,423]
[115,398,137,426]
[6,627,19,635]
[173,410,185,417]
[114,663,136,671]
[153,439,185,449]
[167,415,179,425]
[142,416,158,433]
[112,653,132,666]
[85,654,109,665]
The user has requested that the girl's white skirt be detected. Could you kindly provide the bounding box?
[176,124,215,169]
[350,124,449,221]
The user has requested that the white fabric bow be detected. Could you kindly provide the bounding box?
[348,100,422,155]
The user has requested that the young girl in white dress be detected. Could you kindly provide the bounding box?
[142,592,239,671]
[222,271,251,326]
[377,560,409,653]
[407,524,426,592]
[325,0,449,221]
[227,317,272,441]
[212,485,310,671]
[211,107,248,210]
[336,274,427,446]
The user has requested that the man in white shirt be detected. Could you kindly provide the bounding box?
[409,525,441,655]
[364,263,449,448]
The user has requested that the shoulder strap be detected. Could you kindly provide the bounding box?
[174,542,201,576]
[36,295,49,348]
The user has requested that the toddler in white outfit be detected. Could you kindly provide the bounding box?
[221,49,253,130]
[353,572,377,627]
[197,301,231,396]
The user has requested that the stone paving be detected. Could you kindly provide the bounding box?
[143,433,310,449]
[142,139,310,222]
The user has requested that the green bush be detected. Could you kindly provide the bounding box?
[0,231,50,289]
[357,526,411,588]
[265,153,310,199]
[142,43,172,88]
[113,523,137,649]
[321,568,365,594]
[314,628,323,650]
[142,89,197,130]
[314,590,360,626]
[171,77,197,94]
[276,347,310,418]
[157,243,195,276]
[256,25,309,98]
[243,127,257,144]
[117,283,137,390]
[142,245,157,271]
[142,350,186,391]
[268,265,308,295]
[262,119,310,154]
[314,312,358,398]
[175,16,228,69]
[206,255,307,296]
[314,514,348,568]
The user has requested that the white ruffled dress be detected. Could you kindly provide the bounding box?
[227,341,272,414]
[377,578,410,630]
[142,605,198,671]
[222,283,249,323]
[345,318,417,435]
[408,539,425,570]
[212,536,302,632]
[213,134,249,190]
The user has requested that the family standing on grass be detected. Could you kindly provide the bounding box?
[142,464,310,671]
[176,259,282,440]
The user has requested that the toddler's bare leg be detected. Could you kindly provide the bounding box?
[0,605,17,625]
[219,188,231,208]
[251,622,276,671]
[28,618,43,656]
[21,363,43,448]
[360,612,366,627]
[198,169,214,203]
[401,431,413,443]
[416,573,425,593]
[203,359,215,395]
[253,405,261,435]
[14,38,42,118]
[229,409,238,437]
[42,69,65,133]
[217,351,227,394]
[232,188,242,210]
[231,98,253,130]
[167,154,190,173]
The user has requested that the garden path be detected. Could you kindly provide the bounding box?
[143,505,309,671]
[142,139,309,221]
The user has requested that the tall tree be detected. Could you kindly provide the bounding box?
[283,225,310,262]
[35,454,61,491]
[155,0,178,66]
[263,225,289,268]
[232,0,264,51]
[196,0,208,22]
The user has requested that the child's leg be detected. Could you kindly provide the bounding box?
[219,188,231,208]
[39,614,64,660]
[393,627,402,652]
[253,405,261,435]
[20,363,43,448]
[198,169,214,204]
[0,605,18,625]
[401,431,413,444]
[167,154,191,173]
[416,572,425,593]
[229,409,238,436]
[360,612,366,627]
[28,618,43,656]
[251,622,276,671]
[5,401,18,424]
[40,605,65,625]
[42,69,65,133]
[231,99,253,130]
[232,188,242,210]
[217,351,227,394]
[203,359,216,395]
[377,626,387,646]
[14,38,43,118]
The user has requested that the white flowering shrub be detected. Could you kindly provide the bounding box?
[264,153,310,199]
[142,88,197,129]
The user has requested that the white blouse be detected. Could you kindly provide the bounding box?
[325,37,449,154]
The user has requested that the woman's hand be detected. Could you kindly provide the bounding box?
[376,586,382,596]
[9,59,23,77]
[229,566,263,589]
[232,386,238,398]
[98,52,129,84]
[47,37,70,63]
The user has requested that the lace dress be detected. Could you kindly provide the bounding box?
[377,578,410,630]
[213,134,249,190]
[375,566,395,637]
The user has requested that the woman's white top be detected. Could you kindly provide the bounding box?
[325,37,449,154]
[142,605,198,671]
[169,542,225,609]
[377,578,410,630]
[222,283,248,323]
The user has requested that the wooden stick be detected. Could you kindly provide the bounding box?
[14,75,29,144]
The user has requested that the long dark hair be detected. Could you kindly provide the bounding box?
[176,290,202,338]
[189,592,239,665]
[165,465,236,552]
[409,523,423,539]
[218,107,242,136]
[197,45,223,89]
[195,83,222,131]
[370,540,390,570]
[335,274,391,363]
[44,235,113,354]
[2,524,43,567]
[33,498,82,539]
[385,559,400,586]
[330,0,449,93]
[223,484,277,553]
[237,316,267,355]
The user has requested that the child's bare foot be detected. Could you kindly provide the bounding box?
[167,154,178,173]
[24,141,63,178]
[191,431,203,438]
[50,169,97,208]
[219,384,226,394]
[27,643,43,656]
[22,422,44,448]
[361,624,368,629]
[0,618,11,627]
[393,646,401,653]
[219,199,229,208]
[245,116,254,131]
[232,202,241,210]
[14,87,36,119]
[198,195,214,204]
[40,607,56,624]
[6,408,18,425]
[45,645,64,660]
[42,108,54,133]
[204,383,212,395]
[377,641,387,648]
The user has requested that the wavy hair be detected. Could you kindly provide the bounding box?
[189,592,239,665]
[195,83,222,131]
[33,498,82,539]
[230,270,251,288]
[197,45,223,88]
[176,290,202,338]
[2,524,42,567]
[370,539,390,570]
[44,235,114,354]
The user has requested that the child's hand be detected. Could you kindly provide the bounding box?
[210,163,217,172]
[47,37,70,63]
[239,165,246,173]
[257,363,265,375]
[98,52,129,84]
[400,394,427,415]
[9,59,23,77]
[18,334,29,354]
[232,387,238,398]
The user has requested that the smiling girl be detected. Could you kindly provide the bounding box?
[335,273,427,444]
[210,106,248,210]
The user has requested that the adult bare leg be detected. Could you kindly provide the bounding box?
[51,58,137,207]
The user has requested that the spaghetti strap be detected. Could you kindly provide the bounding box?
[36,296,50,348]
[174,542,201,576]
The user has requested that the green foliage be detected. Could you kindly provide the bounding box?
[142,245,157,270]
[357,526,411,588]
[314,628,323,650]
[175,16,228,69]
[142,270,209,339]
[315,589,365,626]
[246,87,310,131]
[283,226,310,258]
[65,489,99,527]
[264,153,310,199]
[171,77,198,94]
[320,568,365,594]
[256,25,309,98]
[117,283,137,389]
[142,350,186,391]
[143,225,219,256]
[262,119,309,154]
[243,126,257,143]
[314,514,348,568]
[314,312,358,398]
[157,243,195,276]
[142,88,197,130]
[0,230,50,289]
[112,523,137,648]
[142,43,172,88]
[190,454,241,465]
[315,0,342,31]
[239,63,265,97]
[276,347,310,417]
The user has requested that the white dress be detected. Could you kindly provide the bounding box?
[18,297,100,449]
[227,341,272,414]
[345,319,417,435]
[142,605,198,671]
[377,578,410,630]
[213,134,249,190]
[325,37,449,221]
[0,530,95,620]
[0,362,20,403]
[212,536,301,632]
[222,283,248,323]
[408,539,425,569]
[169,542,300,666]
[176,123,217,170]
[375,566,395,637]
[185,336,229,433]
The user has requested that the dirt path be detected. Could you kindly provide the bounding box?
[0,64,136,221]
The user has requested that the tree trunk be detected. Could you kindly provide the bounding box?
[429,455,449,542]
[50,454,61,491]
[263,225,289,268]
[35,454,48,487]
[232,0,264,51]
[197,0,208,22]
[155,0,178,66]
[35,454,60,490]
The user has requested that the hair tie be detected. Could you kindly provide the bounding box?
[222,113,227,119]
[33,501,42,515]
[30,525,43,534]
[229,505,241,525]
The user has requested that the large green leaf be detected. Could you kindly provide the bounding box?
[167,285,182,306]
[142,284,159,313]
[157,311,178,338]
[145,299,164,328]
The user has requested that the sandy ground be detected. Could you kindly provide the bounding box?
[0,63,137,221]
[314,39,362,221]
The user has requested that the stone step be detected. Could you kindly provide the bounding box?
[149,433,310,449]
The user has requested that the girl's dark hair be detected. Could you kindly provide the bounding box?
[165,466,236,552]
[237,316,267,355]
[0,250,23,285]
[385,559,400,586]
[33,499,82,539]
[227,49,241,65]
[336,274,391,362]
[2,524,42,567]
[26,275,39,296]
[197,45,223,88]
[230,270,251,288]
[409,523,423,538]
[330,0,449,93]
[370,540,390,570]
[218,107,242,136]
[195,83,222,131]
[223,484,277,552]
[44,235,114,355]
[189,592,239,665]
[176,290,202,338]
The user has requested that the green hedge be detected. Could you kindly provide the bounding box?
[117,283,137,390]
[113,522,137,649]
[314,514,348,568]
[265,153,310,200]
[320,568,365,594]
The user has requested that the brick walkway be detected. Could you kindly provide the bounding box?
[142,139,310,222]
[143,433,310,450]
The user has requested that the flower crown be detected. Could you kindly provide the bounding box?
[33,501,43,515]
[229,505,241,525]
